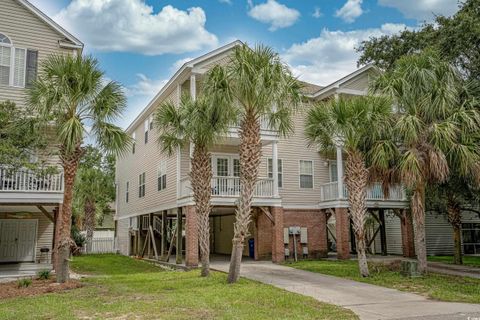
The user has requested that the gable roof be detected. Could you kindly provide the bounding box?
[126,40,243,133]
[309,64,376,99]
[17,0,83,49]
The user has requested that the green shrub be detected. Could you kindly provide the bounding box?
[37,269,51,280]
[17,278,32,288]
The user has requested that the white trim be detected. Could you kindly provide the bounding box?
[309,64,375,99]
[299,159,314,189]
[115,201,178,220]
[17,0,83,48]
[125,40,243,133]
[283,204,321,210]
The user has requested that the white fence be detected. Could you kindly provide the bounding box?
[0,167,64,193]
[82,231,115,254]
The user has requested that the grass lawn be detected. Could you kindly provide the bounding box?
[0,255,357,320]
[286,259,480,304]
[428,255,480,268]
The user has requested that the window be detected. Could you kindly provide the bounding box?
[144,119,149,144]
[149,115,154,130]
[157,161,167,191]
[216,158,229,177]
[329,162,338,182]
[125,181,129,203]
[462,223,480,255]
[0,33,34,88]
[129,217,138,230]
[132,132,136,154]
[233,158,240,177]
[138,172,146,198]
[299,160,313,188]
[267,158,283,188]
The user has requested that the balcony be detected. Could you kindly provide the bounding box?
[226,116,278,142]
[178,176,278,206]
[0,168,64,204]
[319,181,407,209]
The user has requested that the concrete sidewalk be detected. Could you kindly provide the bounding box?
[211,260,480,320]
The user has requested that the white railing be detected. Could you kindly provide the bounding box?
[320,182,406,202]
[0,168,64,193]
[83,237,115,254]
[179,176,274,198]
[153,216,161,233]
[231,116,274,132]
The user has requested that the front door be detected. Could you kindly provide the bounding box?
[212,155,240,195]
[0,219,37,262]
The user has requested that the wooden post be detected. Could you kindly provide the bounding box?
[148,214,153,258]
[379,209,388,256]
[176,208,183,264]
[161,211,167,258]
[136,217,141,257]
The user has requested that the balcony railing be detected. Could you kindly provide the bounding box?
[320,181,406,202]
[231,116,275,132]
[179,176,274,198]
[0,168,64,193]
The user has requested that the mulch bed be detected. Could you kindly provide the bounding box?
[0,277,82,299]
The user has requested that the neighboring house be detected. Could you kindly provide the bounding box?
[0,0,83,264]
[114,41,411,266]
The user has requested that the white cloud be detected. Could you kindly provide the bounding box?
[313,7,322,18]
[282,23,407,85]
[378,0,459,20]
[248,0,300,31]
[126,74,168,98]
[335,0,363,23]
[219,0,232,4]
[55,0,218,55]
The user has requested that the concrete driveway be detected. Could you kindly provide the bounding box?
[211,260,480,320]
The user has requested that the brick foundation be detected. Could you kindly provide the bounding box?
[283,209,328,259]
[255,210,273,260]
[335,207,350,260]
[184,205,198,267]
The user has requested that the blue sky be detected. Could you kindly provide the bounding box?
[30,0,459,128]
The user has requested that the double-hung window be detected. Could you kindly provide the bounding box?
[157,160,167,191]
[125,181,129,203]
[299,160,313,189]
[138,173,146,198]
[144,119,149,144]
[267,158,283,188]
[0,33,37,88]
[132,132,136,154]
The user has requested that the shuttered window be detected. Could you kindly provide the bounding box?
[157,161,167,191]
[0,46,11,86]
[25,50,38,87]
[13,48,26,87]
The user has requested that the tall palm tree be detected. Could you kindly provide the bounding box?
[155,94,234,277]
[306,95,393,277]
[73,166,113,252]
[204,44,302,283]
[28,54,130,283]
[372,51,480,273]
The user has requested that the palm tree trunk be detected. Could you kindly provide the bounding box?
[344,149,369,277]
[411,184,427,274]
[446,201,463,265]
[84,199,96,254]
[56,146,82,283]
[190,144,212,277]
[228,112,261,284]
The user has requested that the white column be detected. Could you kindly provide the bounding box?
[176,146,181,198]
[336,145,344,199]
[272,141,279,197]
[190,74,196,100]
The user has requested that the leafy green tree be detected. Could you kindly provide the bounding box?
[372,51,480,273]
[0,101,48,168]
[73,145,116,253]
[28,54,130,283]
[155,94,234,277]
[306,96,393,277]
[358,0,480,80]
[204,44,302,283]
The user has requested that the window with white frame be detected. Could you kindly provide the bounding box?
[125,181,129,203]
[129,217,138,230]
[149,115,154,130]
[157,160,167,191]
[138,172,146,198]
[329,161,338,182]
[144,119,149,144]
[267,158,283,188]
[132,132,136,154]
[0,33,37,88]
[299,160,313,188]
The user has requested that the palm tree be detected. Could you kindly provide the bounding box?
[372,51,480,273]
[28,54,130,283]
[305,95,393,277]
[155,94,234,277]
[204,44,302,283]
